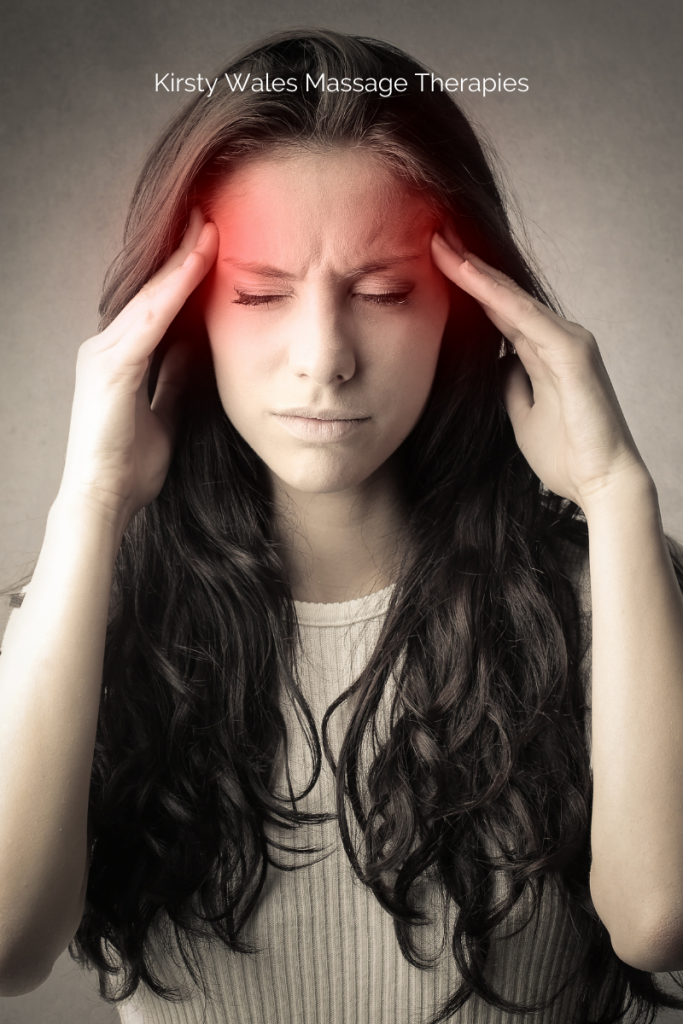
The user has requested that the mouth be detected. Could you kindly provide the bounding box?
[272,409,371,442]
[275,408,369,420]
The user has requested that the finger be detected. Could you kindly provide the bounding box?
[100,208,209,346]
[432,233,575,354]
[432,231,466,278]
[101,221,218,356]
[175,206,206,260]
[502,356,534,433]
[433,233,525,294]
[432,233,537,344]
[150,339,192,434]
[151,206,206,287]
[439,221,467,258]
[135,356,153,422]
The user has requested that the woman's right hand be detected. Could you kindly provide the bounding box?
[0,214,218,994]
[59,208,218,530]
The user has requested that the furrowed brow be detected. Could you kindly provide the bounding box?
[220,259,295,280]
[221,250,424,280]
[347,251,424,275]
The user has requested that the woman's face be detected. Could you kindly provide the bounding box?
[202,147,450,496]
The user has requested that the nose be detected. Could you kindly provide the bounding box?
[287,292,356,385]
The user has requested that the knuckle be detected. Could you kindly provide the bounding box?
[142,302,158,327]
[131,285,156,312]
[515,296,543,327]
[566,324,598,354]
[78,334,100,353]
[129,290,160,326]
[521,296,540,316]
[576,325,597,347]
[76,337,100,366]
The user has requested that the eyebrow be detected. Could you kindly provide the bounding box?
[220,251,425,279]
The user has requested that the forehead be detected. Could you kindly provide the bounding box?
[208,148,437,272]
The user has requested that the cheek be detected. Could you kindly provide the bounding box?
[203,286,268,412]
[209,341,267,427]
[380,347,437,435]
[386,291,449,398]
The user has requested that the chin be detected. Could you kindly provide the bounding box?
[268,452,381,496]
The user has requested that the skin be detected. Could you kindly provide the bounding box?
[431,232,683,970]
[1,146,683,994]
[202,150,449,601]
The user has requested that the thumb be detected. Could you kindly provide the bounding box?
[503,355,534,435]
[150,339,193,436]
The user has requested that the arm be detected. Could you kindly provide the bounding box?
[431,231,683,971]
[0,499,123,994]
[584,472,683,971]
[0,211,218,995]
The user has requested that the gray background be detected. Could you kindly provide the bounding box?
[1,0,682,1020]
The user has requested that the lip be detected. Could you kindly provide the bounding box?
[275,408,369,420]
[273,410,370,442]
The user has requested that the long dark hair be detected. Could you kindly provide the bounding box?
[71,29,683,1022]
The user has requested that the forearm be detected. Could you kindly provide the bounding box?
[586,467,683,969]
[0,492,124,992]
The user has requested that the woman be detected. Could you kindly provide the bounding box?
[1,27,683,1024]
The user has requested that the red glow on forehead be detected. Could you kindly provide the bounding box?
[206,148,439,280]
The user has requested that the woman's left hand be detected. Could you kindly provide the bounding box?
[431,231,649,510]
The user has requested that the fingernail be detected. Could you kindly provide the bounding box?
[463,259,483,275]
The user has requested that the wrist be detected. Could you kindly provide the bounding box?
[48,488,130,553]
[577,461,658,524]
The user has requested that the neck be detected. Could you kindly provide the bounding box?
[271,464,406,604]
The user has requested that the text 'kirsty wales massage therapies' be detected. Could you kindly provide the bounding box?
[154,72,529,98]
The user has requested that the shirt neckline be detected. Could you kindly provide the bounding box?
[294,584,395,627]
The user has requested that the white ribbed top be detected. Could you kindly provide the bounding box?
[116,582,592,1024]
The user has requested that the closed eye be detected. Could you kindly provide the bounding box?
[356,290,412,306]
[232,290,288,307]
[231,288,413,308]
